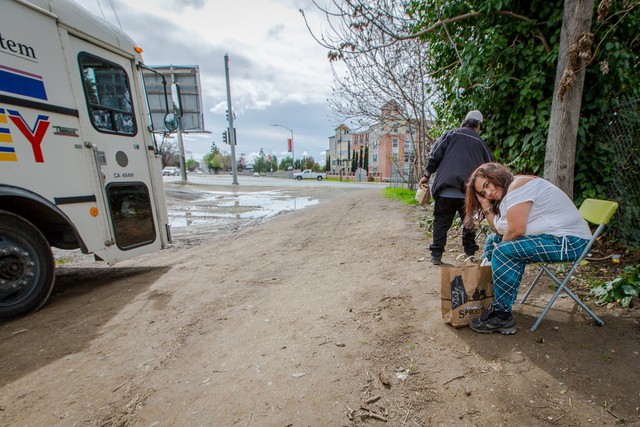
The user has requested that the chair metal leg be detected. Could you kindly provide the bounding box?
[525,202,617,331]
[561,286,605,327]
[530,278,605,332]
[521,267,545,304]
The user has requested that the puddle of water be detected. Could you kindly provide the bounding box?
[168,190,318,229]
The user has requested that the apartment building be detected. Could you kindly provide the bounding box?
[328,124,352,175]
[328,101,418,182]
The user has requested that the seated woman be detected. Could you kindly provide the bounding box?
[464,163,592,334]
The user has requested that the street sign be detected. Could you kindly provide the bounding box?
[142,65,205,132]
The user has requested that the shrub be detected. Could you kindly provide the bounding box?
[590,264,640,308]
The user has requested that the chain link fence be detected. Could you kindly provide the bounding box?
[595,99,640,246]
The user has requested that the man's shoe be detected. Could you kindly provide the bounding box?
[431,255,442,265]
[469,306,517,334]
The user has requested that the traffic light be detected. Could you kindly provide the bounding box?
[222,130,228,144]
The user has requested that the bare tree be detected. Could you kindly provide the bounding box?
[157,133,177,167]
[301,0,439,179]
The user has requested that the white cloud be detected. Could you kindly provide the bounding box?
[79,0,335,164]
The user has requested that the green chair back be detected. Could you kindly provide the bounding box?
[579,199,618,226]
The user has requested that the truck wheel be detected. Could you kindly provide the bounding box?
[296,176,303,180]
[317,176,323,181]
[0,211,55,321]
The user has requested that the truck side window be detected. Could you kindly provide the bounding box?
[78,52,137,135]
[106,183,156,249]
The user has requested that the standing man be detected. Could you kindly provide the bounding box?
[419,110,494,265]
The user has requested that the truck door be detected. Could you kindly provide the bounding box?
[68,37,163,262]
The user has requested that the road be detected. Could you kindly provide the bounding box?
[164,173,386,189]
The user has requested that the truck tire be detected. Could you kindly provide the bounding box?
[0,211,55,321]
[296,176,303,180]
[316,176,323,181]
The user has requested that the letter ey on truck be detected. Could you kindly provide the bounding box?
[0,0,176,320]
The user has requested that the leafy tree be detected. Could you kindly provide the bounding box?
[203,142,230,174]
[279,155,293,171]
[405,0,563,174]
[363,146,369,170]
[301,156,321,171]
[203,152,221,173]
[186,159,199,171]
[253,151,268,173]
[409,0,640,197]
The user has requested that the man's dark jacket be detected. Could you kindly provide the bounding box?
[425,127,494,198]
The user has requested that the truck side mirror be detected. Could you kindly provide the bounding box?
[164,113,179,132]
[171,82,183,117]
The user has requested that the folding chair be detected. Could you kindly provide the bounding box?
[521,198,619,332]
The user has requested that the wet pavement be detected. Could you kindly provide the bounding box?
[167,188,319,229]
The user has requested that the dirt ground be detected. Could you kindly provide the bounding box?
[1,182,639,426]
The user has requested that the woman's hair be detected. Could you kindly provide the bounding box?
[463,162,514,228]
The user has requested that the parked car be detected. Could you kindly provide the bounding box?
[293,170,327,181]
[162,167,179,176]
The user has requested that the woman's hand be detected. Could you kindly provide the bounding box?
[475,193,492,211]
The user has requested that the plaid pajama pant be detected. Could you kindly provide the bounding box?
[483,233,590,312]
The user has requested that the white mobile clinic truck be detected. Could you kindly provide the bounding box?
[0,0,178,320]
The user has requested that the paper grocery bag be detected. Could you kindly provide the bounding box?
[440,262,495,328]
[415,185,430,205]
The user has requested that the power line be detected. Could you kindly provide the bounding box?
[106,0,124,31]
[94,0,106,20]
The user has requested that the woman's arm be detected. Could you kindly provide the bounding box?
[501,176,535,240]
[503,201,532,240]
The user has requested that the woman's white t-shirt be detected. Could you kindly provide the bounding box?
[493,178,591,239]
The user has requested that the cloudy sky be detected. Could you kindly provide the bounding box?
[77,0,336,164]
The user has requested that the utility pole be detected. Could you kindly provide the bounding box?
[170,67,187,182]
[270,124,294,177]
[224,54,238,185]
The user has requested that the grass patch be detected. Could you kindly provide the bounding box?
[383,187,418,205]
